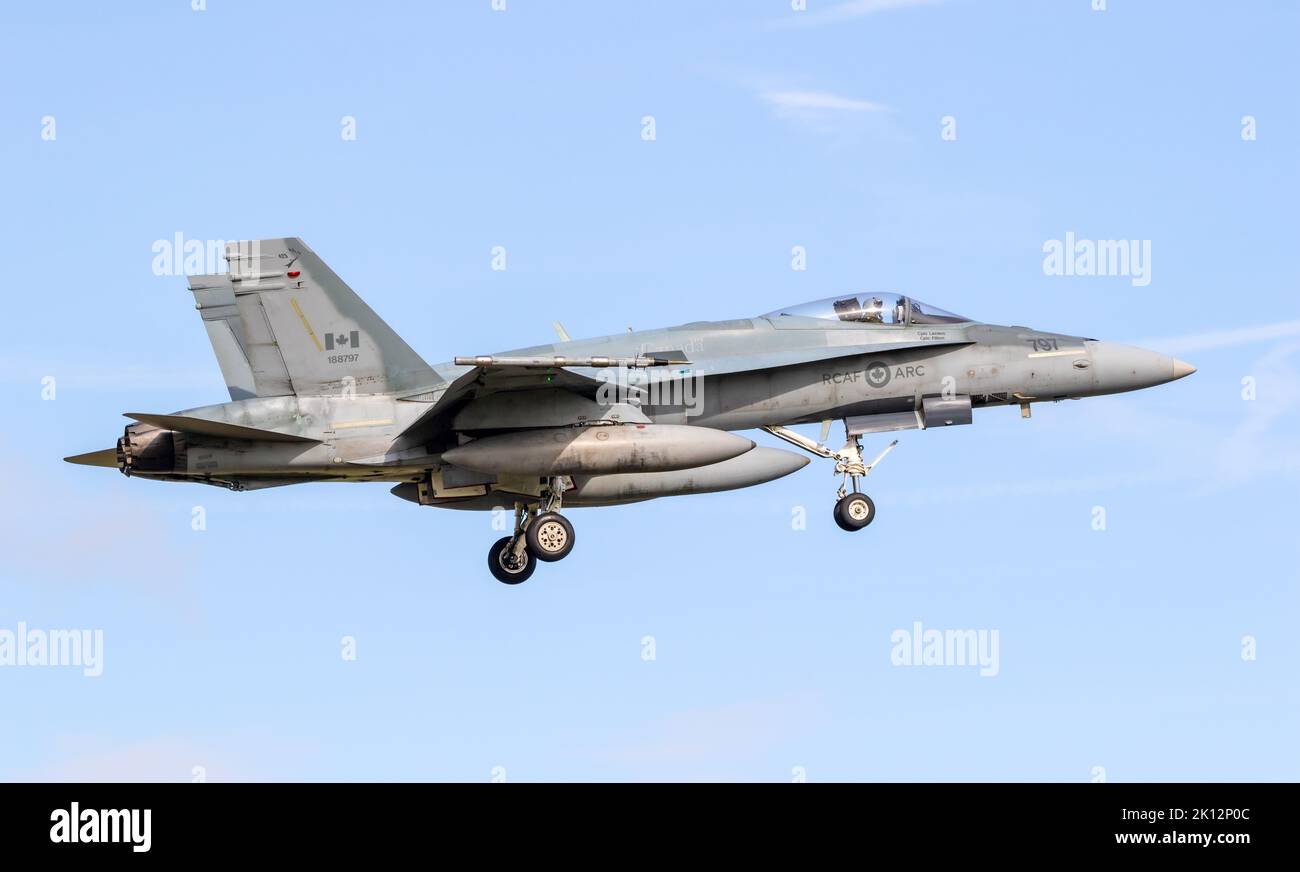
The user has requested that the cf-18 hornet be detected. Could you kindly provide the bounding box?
[67,238,1195,583]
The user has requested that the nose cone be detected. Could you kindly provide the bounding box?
[1088,341,1196,395]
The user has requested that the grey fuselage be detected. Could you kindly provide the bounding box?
[69,238,1192,510]
[144,314,1189,497]
[488,319,1176,430]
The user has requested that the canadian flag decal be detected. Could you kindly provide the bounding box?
[325,330,360,351]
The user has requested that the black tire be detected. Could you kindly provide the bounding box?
[834,493,875,531]
[488,536,535,584]
[525,512,575,562]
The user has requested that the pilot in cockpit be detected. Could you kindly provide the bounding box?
[860,296,885,323]
[832,295,889,324]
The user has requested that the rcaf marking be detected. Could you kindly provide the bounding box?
[822,362,925,388]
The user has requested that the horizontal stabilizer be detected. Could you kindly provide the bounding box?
[123,413,319,443]
[63,447,118,467]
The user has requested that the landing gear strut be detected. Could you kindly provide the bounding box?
[762,423,896,533]
[486,477,575,584]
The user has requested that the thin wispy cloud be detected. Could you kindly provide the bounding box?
[1129,319,1300,356]
[1211,341,1300,487]
[760,89,891,113]
[892,335,1300,506]
[757,87,896,138]
[773,0,945,29]
[9,730,317,782]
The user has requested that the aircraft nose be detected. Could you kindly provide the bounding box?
[1087,341,1196,394]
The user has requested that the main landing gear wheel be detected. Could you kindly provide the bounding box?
[834,492,875,531]
[488,536,535,584]
[526,512,575,562]
[484,481,573,582]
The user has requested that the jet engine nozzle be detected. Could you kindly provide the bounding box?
[116,424,180,476]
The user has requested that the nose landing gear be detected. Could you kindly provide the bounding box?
[485,477,576,584]
[834,492,876,531]
[762,423,896,533]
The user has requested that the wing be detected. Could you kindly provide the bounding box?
[391,362,610,452]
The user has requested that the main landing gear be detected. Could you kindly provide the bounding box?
[486,477,576,584]
[762,423,897,533]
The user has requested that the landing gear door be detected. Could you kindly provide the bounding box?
[845,411,923,436]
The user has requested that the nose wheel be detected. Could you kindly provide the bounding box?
[834,492,876,531]
[762,423,896,534]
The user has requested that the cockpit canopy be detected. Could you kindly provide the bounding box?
[762,294,970,326]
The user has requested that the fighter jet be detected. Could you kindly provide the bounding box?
[66,238,1195,583]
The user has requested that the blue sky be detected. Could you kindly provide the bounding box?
[0,0,1296,781]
